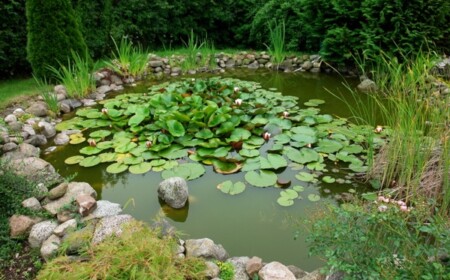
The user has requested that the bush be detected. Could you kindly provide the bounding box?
[37,221,207,279]
[0,0,30,77]
[307,200,450,279]
[26,0,88,79]
[0,163,41,266]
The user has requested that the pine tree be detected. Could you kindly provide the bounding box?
[26,0,88,79]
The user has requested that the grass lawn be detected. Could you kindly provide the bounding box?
[0,78,41,110]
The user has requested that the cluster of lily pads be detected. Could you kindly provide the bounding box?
[57,77,387,206]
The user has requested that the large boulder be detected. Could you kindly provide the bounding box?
[9,215,43,238]
[53,219,77,237]
[185,238,229,261]
[158,177,189,209]
[246,256,263,278]
[8,156,61,186]
[83,200,122,220]
[258,262,296,280]
[2,143,40,161]
[357,78,378,92]
[28,220,58,248]
[21,197,42,211]
[54,133,70,145]
[40,234,61,261]
[25,102,48,117]
[48,182,68,200]
[43,182,97,215]
[25,135,48,146]
[287,265,308,279]
[227,257,250,280]
[92,214,134,244]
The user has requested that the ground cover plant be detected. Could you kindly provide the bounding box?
[36,220,207,279]
[56,77,386,206]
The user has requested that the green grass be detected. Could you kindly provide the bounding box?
[0,78,41,110]
[106,36,149,79]
[265,20,286,65]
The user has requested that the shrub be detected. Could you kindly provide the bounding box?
[26,0,88,79]
[307,200,450,279]
[37,221,206,279]
[0,0,30,77]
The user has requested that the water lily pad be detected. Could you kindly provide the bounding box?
[260,154,287,170]
[228,128,251,142]
[129,162,153,174]
[307,194,321,202]
[79,156,101,167]
[280,189,299,199]
[89,130,111,139]
[159,145,188,159]
[304,99,325,107]
[293,185,305,192]
[342,144,364,154]
[295,172,316,182]
[106,162,128,174]
[115,142,138,153]
[195,129,214,139]
[322,176,336,183]
[79,146,102,155]
[212,160,242,174]
[217,180,246,195]
[128,114,146,127]
[277,196,294,207]
[98,152,117,162]
[239,149,260,158]
[241,157,261,171]
[167,119,186,137]
[316,139,344,154]
[64,155,85,165]
[96,141,115,150]
[161,163,205,181]
[123,156,143,165]
[273,134,291,144]
[245,170,277,187]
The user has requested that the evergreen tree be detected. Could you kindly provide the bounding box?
[26,0,88,79]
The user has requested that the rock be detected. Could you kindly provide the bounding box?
[185,238,229,261]
[310,67,321,73]
[149,60,164,68]
[62,222,96,254]
[9,215,42,238]
[172,67,182,74]
[150,218,177,238]
[326,271,346,280]
[248,61,259,69]
[40,234,61,261]
[59,102,71,114]
[26,102,48,117]
[357,78,378,92]
[48,182,68,200]
[188,69,197,75]
[227,257,250,280]
[56,93,66,101]
[299,269,325,280]
[54,133,70,145]
[0,131,9,144]
[3,143,17,152]
[60,99,82,110]
[54,85,67,97]
[287,265,308,279]
[302,61,313,71]
[76,194,97,216]
[4,114,17,123]
[24,135,47,146]
[57,211,75,223]
[110,74,123,85]
[246,256,263,277]
[205,261,220,279]
[21,197,42,211]
[22,124,36,136]
[81,99,96,107]
[279,59,293,71]
[53,219,77,237]
[225,59,236,68]
[92,214,134,244]
[38,121,56,138]
[158,177,189,209]
[13,108,25,116]
[258,262,296,280]
[83,200,122,220]
[28,220,58,248]
[43,182,96,215]
[8,157,60,187]
[96,85,112,95]
[35,183,48,200]
[8,121,22,132]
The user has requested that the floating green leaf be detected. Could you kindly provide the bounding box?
[295,172,316,182]
[167,119,185,137]
[79,146,102,155]
[79,156,101,167]
[277,196,294,207]
[260,154,287,170]
[161,163,205,180]
[89,130,111,139]
[322,176,336,183]
[64,155,84,165]
[239,149,260,158]
[129,162,153,174]
[316,139,344,153]
[106,162,128,174]
[308,194,321,202]
[280,189,298,199]
[245,170,277,187]
[217,180,246,195]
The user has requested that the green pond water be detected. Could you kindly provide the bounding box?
[42,68,366,271]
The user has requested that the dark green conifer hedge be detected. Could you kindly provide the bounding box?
[26,0,88,79]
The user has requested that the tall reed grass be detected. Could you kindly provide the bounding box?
[33,75,59,116]
[107,36,149,79]
[47,51,96,99]
[265,20,286,66]
[180,30,205,71]
[338,51,450,212]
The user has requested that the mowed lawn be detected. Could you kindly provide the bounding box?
[0,78,40,110]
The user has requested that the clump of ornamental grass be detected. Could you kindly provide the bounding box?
[265,20,286,66]
[36,220,206,280]
[107,36,149,79]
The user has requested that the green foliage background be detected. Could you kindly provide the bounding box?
[2,0,449,77]
[26,0,88,79]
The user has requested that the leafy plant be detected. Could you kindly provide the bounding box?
[216,261,235,280]
[107,36,149,79]
[33,75,58,116]
[306,200,450,279]
[265,19,286,65]
[180,30,205,71]
[37,221,206,279]
[47,50,96,99]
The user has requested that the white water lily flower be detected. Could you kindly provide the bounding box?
[375,125,383,133]
[234,87,240,92]
[234,99,243,106]
[282,111,289,118]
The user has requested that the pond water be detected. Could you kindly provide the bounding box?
[42,69,365,271]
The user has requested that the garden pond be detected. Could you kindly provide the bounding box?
[42,68,383,271]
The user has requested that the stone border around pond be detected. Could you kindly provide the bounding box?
[1,52,449,280]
